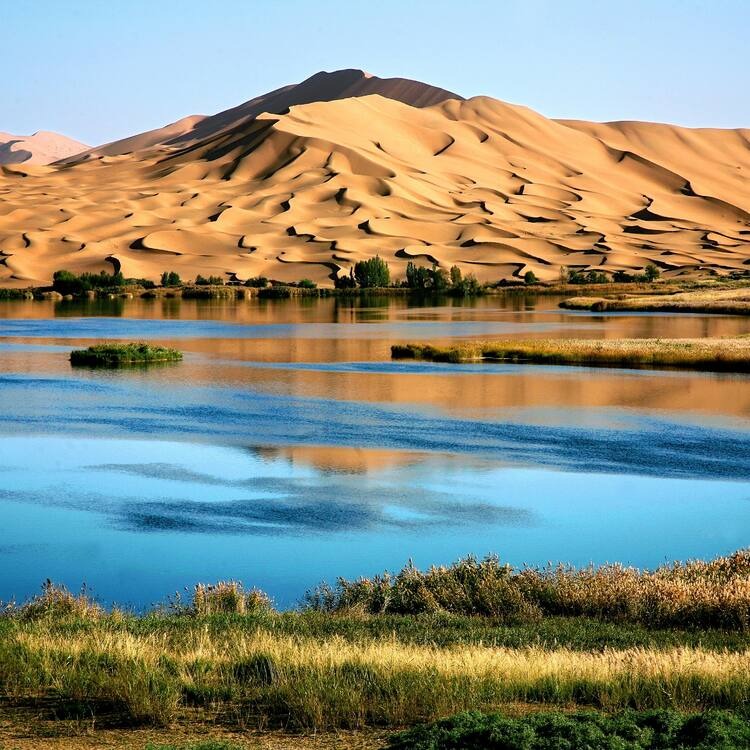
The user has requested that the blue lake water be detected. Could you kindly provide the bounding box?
[1,295,749,608]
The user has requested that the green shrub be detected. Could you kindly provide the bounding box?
[645,263,661,282]
[195,275,224,286]
[0,288,33,300]
[387,709,750,750]
[524,270,539,285]
[297,278,317,289]
[52,269,124,295]
[244,276,268,288]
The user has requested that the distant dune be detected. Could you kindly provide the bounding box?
[0,130,89,165]
[1,70,749,287]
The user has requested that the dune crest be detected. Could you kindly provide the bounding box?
[1,74,749,287]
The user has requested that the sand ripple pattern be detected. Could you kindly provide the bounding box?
[1,94,749,286]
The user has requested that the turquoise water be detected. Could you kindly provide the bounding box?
[1,295,749,608]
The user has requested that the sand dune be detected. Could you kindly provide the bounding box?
[0,130,89,165]
[1,71,749,287]
[63,69,462,163]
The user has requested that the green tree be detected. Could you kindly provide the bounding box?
[450,265,463,288]
[524,270,538,285]
[644,263,661,282]
[354,256,390,288]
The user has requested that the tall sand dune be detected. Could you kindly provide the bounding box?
[1,73,749,287]
[64,69,462,163]
[0,130,89,165]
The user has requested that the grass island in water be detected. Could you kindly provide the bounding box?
[392,337,750,372]
[70,342,183,367]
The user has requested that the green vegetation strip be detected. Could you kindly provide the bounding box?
[388,710,750,750]
[70,342,183,366]
[391,337,750,371]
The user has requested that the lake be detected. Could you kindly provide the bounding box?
[1,293,749,609]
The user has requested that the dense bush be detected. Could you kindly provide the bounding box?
[388,709,750,750]
[194,275,225,286]
[306,552,750,629]
[297,278,317,289]
[354,256,391,288]
[244,276,268,288]
[160,271,182,287]
[52,269,124,295]
[125,277,156,289]
[406,261,483,295]
[614,263,662,283]
[524,270,539,285]
[0,288,32,300]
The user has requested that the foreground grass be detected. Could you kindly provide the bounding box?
[560,287,750,314]
[388,709,750,750]
[3,621,750,730]
[391,337,750,371]
[2,553,750,732]
[69,342,183,367]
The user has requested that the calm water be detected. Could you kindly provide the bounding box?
[1,294,750,608]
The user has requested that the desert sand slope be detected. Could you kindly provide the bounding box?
[0,130,89,165]
[1,92,749,287]
[62,69,463,163]
[65,115,207,163]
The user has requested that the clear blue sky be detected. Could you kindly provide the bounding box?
[2,0,747,145]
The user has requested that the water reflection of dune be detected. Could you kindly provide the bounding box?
[252,445,427,474]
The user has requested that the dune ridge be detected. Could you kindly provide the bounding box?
[0,130,89,165]
[1,72,749,287]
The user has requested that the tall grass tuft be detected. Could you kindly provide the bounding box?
[11,580,103,622]
[192,582,272,616]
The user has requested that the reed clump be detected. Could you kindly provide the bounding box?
[5,580,103,622]
[307,553,750,630]
[391,337,750,371]
[191,581,272,616]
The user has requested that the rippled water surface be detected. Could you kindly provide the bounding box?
[1,294,749,608]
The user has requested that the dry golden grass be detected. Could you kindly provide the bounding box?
[3,621,750,731]
[560,287,750,314]
[391,337,750,371]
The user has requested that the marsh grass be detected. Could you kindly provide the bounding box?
[70,343,183,367]
[391,337,750,371]
[560,287,750,314]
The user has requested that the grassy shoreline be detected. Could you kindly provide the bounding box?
[560,287,750,314]
[391,337,750,371]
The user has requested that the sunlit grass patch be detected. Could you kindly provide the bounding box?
[391,337,750,371]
